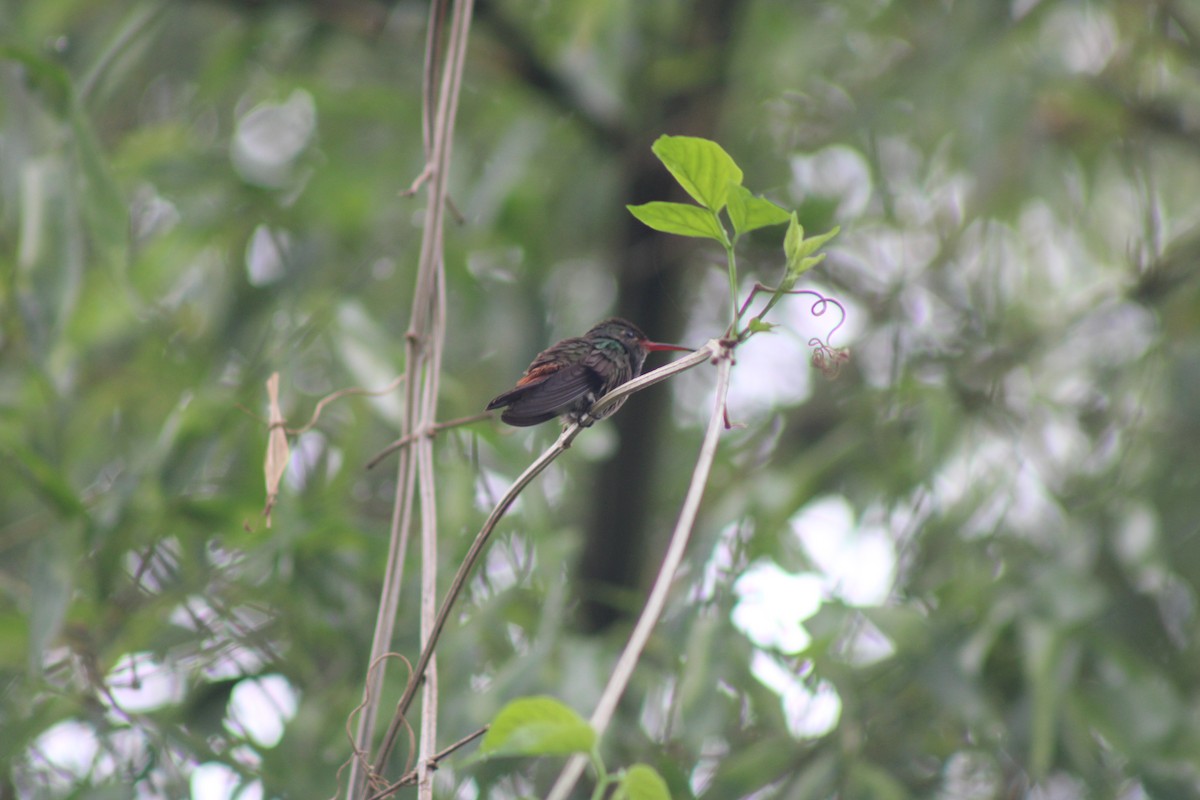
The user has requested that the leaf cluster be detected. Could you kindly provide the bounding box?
[628,135,838,335]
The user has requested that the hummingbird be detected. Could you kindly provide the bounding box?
[486,317,691,427]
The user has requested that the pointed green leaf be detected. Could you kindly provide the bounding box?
[628,202,727,243]
[793,225,841,261]
[618,764,671,800]
[727,184,791,237]
[651,135,743,212]
[480,696,596,758]
[747,318,778,334]
[783,213,804,266]
[786,220,839,277]
[789,254,827,278]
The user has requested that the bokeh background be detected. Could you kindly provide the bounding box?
[4,0,1200,797]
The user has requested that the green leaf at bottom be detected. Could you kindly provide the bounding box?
[617,763,672,800]
[480,696,596,758]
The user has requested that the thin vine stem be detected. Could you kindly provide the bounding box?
[546,341,735,800]
[345,0,471,796]
[367,344,717,779]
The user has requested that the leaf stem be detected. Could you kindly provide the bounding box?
[726,239,740,333]
[587,750,610,800]
[719,214,741,334]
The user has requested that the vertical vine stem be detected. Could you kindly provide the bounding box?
[546,342,735,800]
[345,0,474,797]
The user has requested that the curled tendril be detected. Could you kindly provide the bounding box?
[794,289,850,378]
[739,284,850,378]
[792,289,846,345]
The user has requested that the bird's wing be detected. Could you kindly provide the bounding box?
[492,363,603,426]
[523,336,587,374]
[486,361,557,411]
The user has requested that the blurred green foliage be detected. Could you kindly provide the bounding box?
[3,0,1200,798]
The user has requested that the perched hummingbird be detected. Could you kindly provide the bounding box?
[486,317,691,427]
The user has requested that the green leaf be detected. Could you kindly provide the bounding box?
[727,184,790,237]
[480,696,596,758]
[627,202,727,242]
[747,318,777,334]
[785,217,839,278]
[783,213,804,266]
[796,225,840,259]
[651,135,743,212]
[616,764,672,800]
[790,254,827,278]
